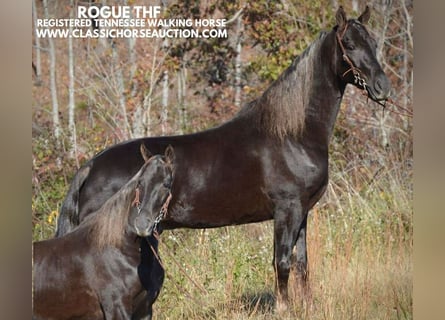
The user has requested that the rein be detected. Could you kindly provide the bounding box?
[366,94,413,118]
[336,24,413,118]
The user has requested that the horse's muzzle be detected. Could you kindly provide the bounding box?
[135,226,151,237]
[368,73,391,101]
[134,215,154,237]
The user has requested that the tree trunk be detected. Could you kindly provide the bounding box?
[68,0,78,165]
[144,47,160,137]
[234,13,243,108]
[401,0,413,131]
[376,1,390,149]
[112,41,131,139]
[32,0,42,84]
[177,62,187,134]
[161,69,169,134]
[352,0,359,12]
[160,0,169,135]
[43,0,61,157]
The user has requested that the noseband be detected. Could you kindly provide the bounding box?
[336,24,367,88]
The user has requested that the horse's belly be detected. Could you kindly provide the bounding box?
[166,188,273,228]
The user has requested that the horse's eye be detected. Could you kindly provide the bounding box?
[346,43,355,50]
[163,181,171,189]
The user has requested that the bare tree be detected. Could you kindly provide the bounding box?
[161,67,169,134]
[32,0,42,84]
[68,0,78,165]
[227,8,245,109]
[352,0,359,12]
[133,40,168,137]
[111,41,131,139]
[177,58,188,134]
[400,0,413,131]
[160,0,169,135]
[42,0,62,156]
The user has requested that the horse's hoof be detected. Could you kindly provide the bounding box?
[275,298,289,315]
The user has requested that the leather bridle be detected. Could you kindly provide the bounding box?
[132,187,173,233]
[336,24,368,89]
[336,23,412,118]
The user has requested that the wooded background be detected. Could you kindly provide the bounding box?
[32,1,412,233]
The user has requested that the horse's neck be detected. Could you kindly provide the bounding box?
[302,31,346,147]
[75,219,140,256]
[120,228,141,253]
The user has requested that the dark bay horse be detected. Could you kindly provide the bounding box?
[55,6,391,310]
[33,151,173,320]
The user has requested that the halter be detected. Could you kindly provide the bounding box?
[336,23,368,89]
[132,187,173,233]
[336,24,413,118]
[152,192,172,232]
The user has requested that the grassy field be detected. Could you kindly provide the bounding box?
[32,156,412,320]
[32,136,412,320]
[150,159,412,320]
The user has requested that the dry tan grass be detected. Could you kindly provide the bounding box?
[152,160,412,320]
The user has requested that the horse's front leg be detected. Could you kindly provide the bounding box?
[273,199,305,313]
[294,214,310,296]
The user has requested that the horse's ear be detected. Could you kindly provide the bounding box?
[140,143,152,163]
[336,6,347,33]
[358,5,371,24]
[164,145,175,166]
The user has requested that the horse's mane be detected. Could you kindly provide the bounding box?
[87,173,139,250]
[238,32,327,140]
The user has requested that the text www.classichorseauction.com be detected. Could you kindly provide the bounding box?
[35,5,228,39]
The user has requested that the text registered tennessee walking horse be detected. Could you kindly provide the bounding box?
[33,150,173,320]
[55,6,391,310]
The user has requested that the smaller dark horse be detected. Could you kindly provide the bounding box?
[33,148,174,320]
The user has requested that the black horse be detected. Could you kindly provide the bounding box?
[33,150,173,320]
[55,6,391,311]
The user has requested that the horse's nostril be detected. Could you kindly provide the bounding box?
[374,75,391,99]
[375,78,383,94]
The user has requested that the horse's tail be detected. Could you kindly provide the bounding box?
[55,164,91,237]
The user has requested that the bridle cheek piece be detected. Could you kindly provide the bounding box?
[132,187,142,214]
[152,192,172,232]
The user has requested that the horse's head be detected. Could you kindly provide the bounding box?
[335,6,391,101]
[128,145,174,237]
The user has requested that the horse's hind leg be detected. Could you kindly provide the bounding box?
[273,199,305,313]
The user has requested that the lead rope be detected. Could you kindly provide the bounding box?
[143,192,209,296]
[152,231,209,295]
[364,93,413,118]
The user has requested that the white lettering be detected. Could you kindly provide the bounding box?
[133,6,161,19]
